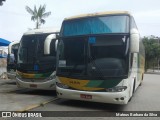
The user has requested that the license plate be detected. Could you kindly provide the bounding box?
[30,84,37,88]
[80,94,92,99]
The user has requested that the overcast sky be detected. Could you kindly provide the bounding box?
[0,0,160,42]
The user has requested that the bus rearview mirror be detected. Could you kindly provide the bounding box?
[44,34,56,55]
[130,28,140,53]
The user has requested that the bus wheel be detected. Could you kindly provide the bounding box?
[129,80,135,102]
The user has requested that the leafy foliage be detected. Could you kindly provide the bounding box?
[142,36,160,70]
[0,0,6,6]
[25,4,51,29]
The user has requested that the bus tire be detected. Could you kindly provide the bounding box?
[129,80,135,102]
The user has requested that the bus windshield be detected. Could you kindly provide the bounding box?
[57,15,130,79]
[18,34,56,67]
[62,15,129,37]
[18,34,56,64]
[57,35,129,79]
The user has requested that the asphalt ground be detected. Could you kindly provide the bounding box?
[0,74,160,120]
[0,79,57,111]
[30,74,160,111]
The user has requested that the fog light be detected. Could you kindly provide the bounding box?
[115,98,119,101]
[120,97,124,100]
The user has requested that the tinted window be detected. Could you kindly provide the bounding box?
[62,15,129,36]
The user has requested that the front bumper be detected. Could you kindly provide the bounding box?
[56,86,130,104]
[16,77,56,90]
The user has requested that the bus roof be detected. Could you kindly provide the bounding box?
[65,11,131,20]
[24,28,59,35]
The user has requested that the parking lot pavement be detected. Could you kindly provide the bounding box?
[0,79,57,111]
[0,79,15,85]
[1,74,160,120]
[31,74,160,112]
[0,79,19,93]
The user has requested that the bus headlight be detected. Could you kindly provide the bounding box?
[56,82,69,89]
[106,86,127,92]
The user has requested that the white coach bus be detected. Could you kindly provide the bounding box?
[16,28,59,90]
[56,11,145,104]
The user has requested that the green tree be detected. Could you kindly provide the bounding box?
[25,4,51,29]
[0,0,6,6]
[142,36,160,70]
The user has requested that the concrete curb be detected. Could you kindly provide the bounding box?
[16,97,59,112]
